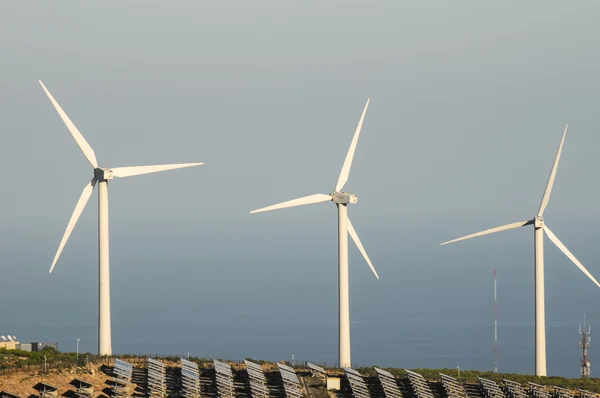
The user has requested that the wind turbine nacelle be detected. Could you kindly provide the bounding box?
[332,192,357,204]
[94,168,114,180]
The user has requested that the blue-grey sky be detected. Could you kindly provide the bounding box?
[1,1,600,376]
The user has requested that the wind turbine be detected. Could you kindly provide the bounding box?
[440,125,600,376]
[250,99,378,368]
[39,80,203,356]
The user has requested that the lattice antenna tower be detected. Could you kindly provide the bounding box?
[494,267,498,373]
[580,314,591,378]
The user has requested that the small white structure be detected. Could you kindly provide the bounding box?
[326,377,340,391]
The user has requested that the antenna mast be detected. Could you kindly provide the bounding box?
[494,267,498,373]
[580,315,591,378]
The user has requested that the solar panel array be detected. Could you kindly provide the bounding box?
[181,358,201,398]
[374,367,402,398]
[478,378,506,398]
[342,368,371,398]
[147,358,167,398]
[528,383,551,398]
[503,380,527,398]
[276,363,304,398]
[404,370,434,398]
[244,360,270,398]
[112,359,134,398]
[307,363,327,379]
[439,374,468,398]
[554,387,573,398]
[214,360,235,398]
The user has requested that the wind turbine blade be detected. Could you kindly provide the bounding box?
[538,124,568,217]
[49,178,97,273]
[250,194,332,214]
[335,99,370,192]
[543,225,600,289]
[347,216,379,279]
[112,163,204,178]
[39,81,99,169]
[440,220,534,246]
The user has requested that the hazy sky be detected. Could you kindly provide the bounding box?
[2,1,600,376]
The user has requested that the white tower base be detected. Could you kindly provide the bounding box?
[338,203,350,368]
[98,180,112,356]
[534,222,546,376]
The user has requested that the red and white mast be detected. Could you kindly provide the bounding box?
[580,315,591,378]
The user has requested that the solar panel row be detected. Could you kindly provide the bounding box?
[374,367,402,398]
[181,358,201,398]
[112,359,134,398]
[439,373,468,398]
[38,384,57,398]
[72,379,94,398]
[554,387,573,398]
[478,377,506,398]
[147,358,167,398]
[307,363,326,378]
[214,360,235,398]
[579,390,600,398]
[404,369,434,398]
[0,392,21,398]
[244,360,270,398]
[504,379,528,398]
[343,367,371,398]
[528,382,552,398]
[276,363,304,398]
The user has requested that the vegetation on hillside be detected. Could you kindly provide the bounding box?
[3,350,600,393]
[0,347,84,369]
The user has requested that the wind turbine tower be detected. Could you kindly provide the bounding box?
[441,125,600,376]
[494,267,498,373]
[580,315,591,378]
[39,81,203,356]
[250,99,378,368]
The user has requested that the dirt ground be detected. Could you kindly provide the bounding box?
[0,364,112,398]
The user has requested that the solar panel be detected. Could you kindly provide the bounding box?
[244,360,270,398]
[478,378,506,398]
[72,379,94,398]
[528,383,551,398]
[35,383,58,398]
[276,363,304,398]
[579,390,600,398]
[554,387,573,398]
[147,358,167,398]
[181,358,201,398]
[213,360,235,398]
[0,392,20,398]
[114,359,134,380]
[112,359,134,398]
[373,368,402,398]
[503,380,527,398]
[342,368,371,398]
[439,373,468,398]
[307,363,327,378]
[404,370,434,398]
